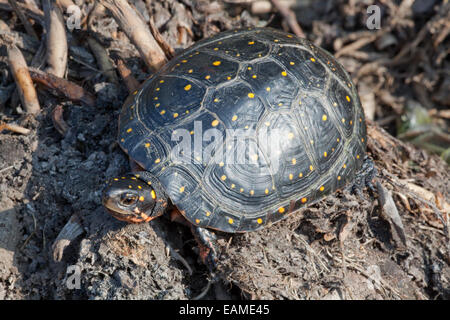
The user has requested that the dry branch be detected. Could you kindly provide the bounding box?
[99,0,167,72]
[29,68,96,107]
[117,58,140,93]
[7,44,40,114]
[42,0,68,78]
[87,37,119,84]
[0,121,31,135]
[7,0,39,39]
[0,0,44,25]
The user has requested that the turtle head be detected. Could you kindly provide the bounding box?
[102,173,168,224]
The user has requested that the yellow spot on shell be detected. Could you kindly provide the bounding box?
[145,143,151,148]
[265,189,269,195]
[356,154,360,159]
[184,84,192,91]
[346,96,351,102]
[310,165,314,171]
[181,60,187,63]
[337,176,341,181]
[257,218,263,224]
[159,80,164,83]
[160,110,166,115]
[322,115,327,121]
[231,184,235,189]
[240,188,244,192]
[278,207,285,213]
[232,115,238,121]
[310,57,316,62]
[155,103,160,107]
[248,41,255,45]
[289,174,293,180]
[127,128,132,133]
[324,152,328,157]
[114,178,119,181]
[252,75,257,79]
[188,69,193,73]
[120,138,125,142]
[214,98,219,102]
[139,196,145,202]
[212,119,219,127]
[288,132,294,139]
[228,218,234,224]
[155,158,161,164]
[290,61,295,65]
[206,211,211,216]
[151,190,156,199]
[292,158,296,165]
[248,93,255,98]
[212,61,221,66]
[156,87,160,91]
[221,175,227,181]
[343,164,347,168]
[281,71,287,76]
[337,138,340,142]
[265,121,270,126]
[133,90,138,95]
[298,172,303,178]
[213,47,218,51]
[301,197,307,203]
[219,161,224,167]
[319,186,325,191]
[195,219,200,224]
[179,186,185,193]
[250,190,254,196]
[266,87,271,92]
[205,75,211,80]
[173,113,179,118]
[137,185,142,189]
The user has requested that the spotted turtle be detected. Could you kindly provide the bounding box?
[102,27,375,270]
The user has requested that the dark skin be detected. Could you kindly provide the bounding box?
[102,172,219,271]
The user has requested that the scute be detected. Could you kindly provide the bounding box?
[119,27,368,233]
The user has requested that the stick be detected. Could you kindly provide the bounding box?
[116,58,140,93]
[28,67,96,107]
[99,0,167,72]
[87,37,119,84]
[7,0,39,40]
[270,0,305,38]
[0,121,31,135]
[7,43,40,114]
[42,0,68,78]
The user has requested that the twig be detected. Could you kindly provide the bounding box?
[116,58,140,93]
[29,67,96,107]
[148,15,174,60]
[86,37,119,84]
[0,0,44,25]
[42,0,68,78]
[7,0,39,40]
[6,43,41,114]
[0,121,31,135]
[270,0,305,38]
[51,104,69,136]
[99,0,167,72]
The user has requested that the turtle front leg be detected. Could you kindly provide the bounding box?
[190,225,219,272]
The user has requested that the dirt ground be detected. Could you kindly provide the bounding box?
[0,0,449,300]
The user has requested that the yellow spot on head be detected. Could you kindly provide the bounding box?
[278,207,285,213]
[333,102,338,107]
[342,118,345,123]
[120,138,125,142]
[179,186,185,193]
[281,71,287,77]
[139,196,145,202]
[212,61,221,66]
[337,138,340,142]
[248,93,255,98]
[231,184,235,189]
[212,119,219,127]
[190,131,194,135]
[274,39,279,43]
[257,218,263,224]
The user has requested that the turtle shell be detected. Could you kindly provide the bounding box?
[118,27,367,233]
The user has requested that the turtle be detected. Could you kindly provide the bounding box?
[102,27,375,270]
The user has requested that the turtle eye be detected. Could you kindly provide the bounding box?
[120,193,138,206]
